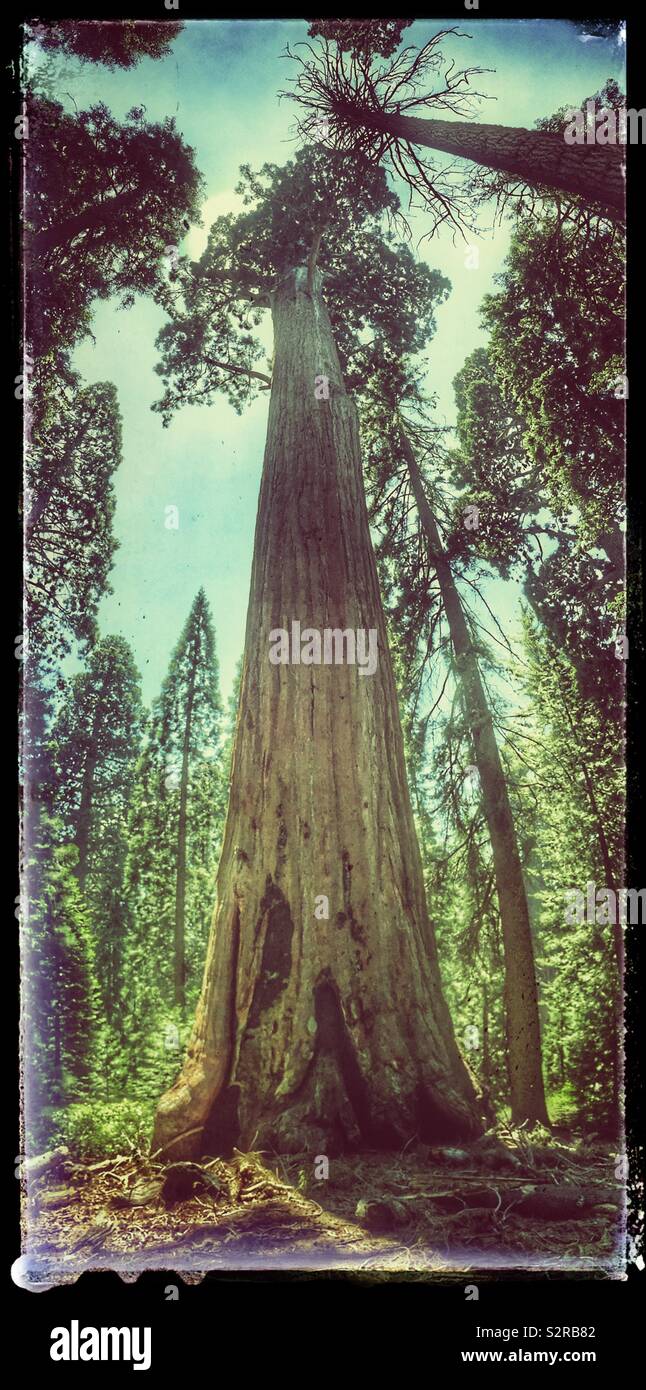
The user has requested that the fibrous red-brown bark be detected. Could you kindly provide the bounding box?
[153,267,482,1159]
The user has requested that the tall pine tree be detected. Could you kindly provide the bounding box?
[124,591,223,1023]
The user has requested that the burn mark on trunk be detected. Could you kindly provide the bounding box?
[414,1083,479,1143]
[201,887,294,1159]
[201,1083,241,1160]
[342,849,352,903]
[339,851,366,944]
[246,877,294,1032]
[275,797,288,878]
[314,974,398,1146]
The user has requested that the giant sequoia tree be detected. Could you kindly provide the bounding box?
[152,149,482,1158]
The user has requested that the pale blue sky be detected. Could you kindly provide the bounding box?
[30,19,625,705]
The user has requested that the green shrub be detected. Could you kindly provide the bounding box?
[55,1099,154,1161]
[547,1083,579,1127]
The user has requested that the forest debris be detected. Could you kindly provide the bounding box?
[425,1147,471,1165]
[517,1144,573,1171]
[36,1186,76,1210]
[469,1135,523,1170]
[230,1150,286,1203]
[413,1182,621,1222]
[27,1146,622,1275]
[24,1147,72,1184]
[509,1185,622,1221]
[67,1222,115,1255]
[161,1162,228,1207]
[74,1155,133,1174]
[355,1198,410,1232]
[422,1138,522,1171]
[442,1207,497,1240]
[495,1184,619,1221]
[112,1180,164,1209]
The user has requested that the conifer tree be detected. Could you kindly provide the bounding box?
[23,821,99,1144]
[124,591,223,1032]
[360,358,549,1127]
[24,95,203,360]
[151,147,482,1159]
[49,637,143,1032]
[156,590,223,1010]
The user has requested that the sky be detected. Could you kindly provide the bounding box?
[29,18,626,706]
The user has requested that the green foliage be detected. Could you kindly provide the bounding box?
[450,347,540,579]
[306,19,413,58]
[480,210,624,551]
[26,19,182,70]
[536,79,625,136]
[120,591,225,1089]
[49,637,144,1028]
[25,95,203,360]
[51,637,143,858]
[520,616,622,1132]
[153,146,449,422]
[449,344,623,723]
[26,368,121,658]
[56,1100,153,1161]
[23,825,99,1139]
[547,1082,579,1128]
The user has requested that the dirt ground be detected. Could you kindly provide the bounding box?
[21,1136,625,1285]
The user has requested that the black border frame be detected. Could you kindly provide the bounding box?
[4,1,644,1364]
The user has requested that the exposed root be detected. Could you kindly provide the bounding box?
[24,1136,624,1277]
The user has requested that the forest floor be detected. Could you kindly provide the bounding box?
[23,1133,625,1284]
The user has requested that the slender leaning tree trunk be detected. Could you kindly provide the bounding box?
[153,267,482,1159]
[400,430,549,1127]
[339,107,625,221]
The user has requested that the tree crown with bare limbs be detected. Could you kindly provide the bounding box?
[281,29,492,237]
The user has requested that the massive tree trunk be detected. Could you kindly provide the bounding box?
[174,633,200,1010]
[338,106,625,221]
[153,266,482,1159]
[400,429,549,1128]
